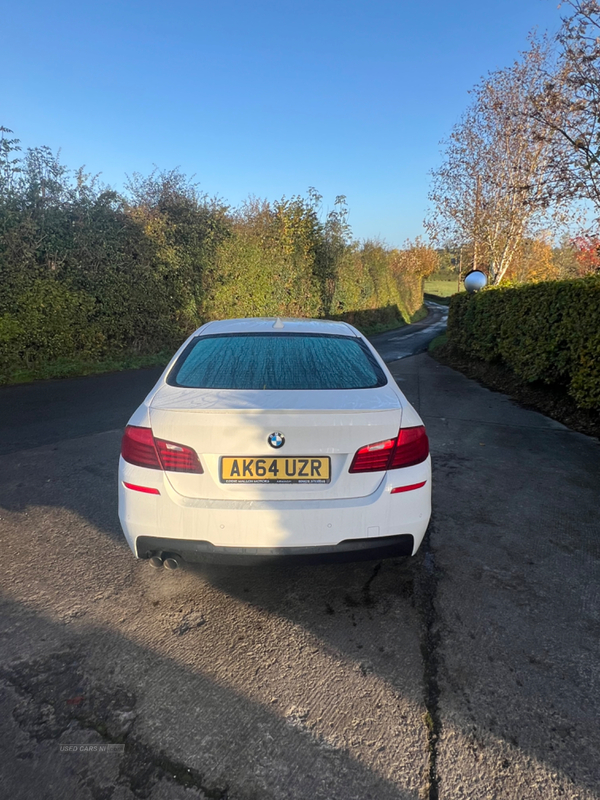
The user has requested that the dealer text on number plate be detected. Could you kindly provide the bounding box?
[221,456,331,484]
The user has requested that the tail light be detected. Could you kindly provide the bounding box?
[121,426,161,469]
[154,438,203,472]
[350,426,429,473]
[121,426,203,473]
[389,426,430,469]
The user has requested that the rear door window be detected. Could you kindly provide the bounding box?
[168,333,387,390]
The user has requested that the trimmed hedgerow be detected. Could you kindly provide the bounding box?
[447,276,600,410]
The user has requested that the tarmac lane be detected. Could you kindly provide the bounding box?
[390,355,600,800]
[0,427,429,800]
[368,302,449,363]
[0,322,599,799]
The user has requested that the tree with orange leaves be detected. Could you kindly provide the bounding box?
[571,235,600,275]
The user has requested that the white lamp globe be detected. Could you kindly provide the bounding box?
[464,270,488,293]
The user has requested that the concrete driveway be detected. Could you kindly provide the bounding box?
[0,340,598,798]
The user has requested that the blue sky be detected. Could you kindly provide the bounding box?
[1,0,563,246]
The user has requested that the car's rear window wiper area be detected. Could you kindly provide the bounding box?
[167,333,387,390]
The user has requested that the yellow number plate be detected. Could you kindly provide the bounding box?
[221,456,331,484]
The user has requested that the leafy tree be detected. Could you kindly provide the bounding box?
[528,2,600,218]
[124,168,230,336]
[203,193,322,320]
[426,41,560,284]
[570,235,600,274]
[503,234,560,283]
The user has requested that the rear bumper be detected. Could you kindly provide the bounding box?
[119,456,431,559]
[136,534,414,565]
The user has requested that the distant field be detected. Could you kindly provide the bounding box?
[424,278,462,297]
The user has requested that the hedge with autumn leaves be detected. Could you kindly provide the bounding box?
[447,276,600,410]
[0,133,437,384]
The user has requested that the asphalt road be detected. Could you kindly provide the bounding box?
[1,306,598,800]
[368,301,448,363]
[0,302,448,457]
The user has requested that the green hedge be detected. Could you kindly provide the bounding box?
[0,135,433,384]
[447,276,600,410]
[0,278,104,376]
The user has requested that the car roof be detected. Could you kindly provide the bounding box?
[196,317,360,337]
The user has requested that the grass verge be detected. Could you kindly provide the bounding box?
[356,319,406,336]
[335,305,427,337]
[430,341,600,439]
[427,333,448,353]
[423,279,462,298]
[2,351,173,387]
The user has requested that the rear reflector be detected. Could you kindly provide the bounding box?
[123,482,161,495]
[391,481,427,494]
[350,426,429,473]
[121,426,203,473]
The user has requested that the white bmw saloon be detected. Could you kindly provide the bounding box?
[118,317,431,567]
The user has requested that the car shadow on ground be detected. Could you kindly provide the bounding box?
[0,596,423,800]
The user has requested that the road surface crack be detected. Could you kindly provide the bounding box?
[362,561,382,607]
[415,519,442,800]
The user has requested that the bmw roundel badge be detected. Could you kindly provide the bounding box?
[268,432,285,449]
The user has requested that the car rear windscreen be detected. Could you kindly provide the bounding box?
[168,333,387,390]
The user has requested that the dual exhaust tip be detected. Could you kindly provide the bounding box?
[149,553,181,571]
